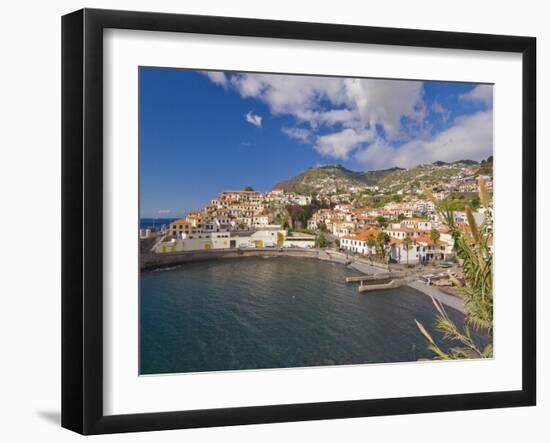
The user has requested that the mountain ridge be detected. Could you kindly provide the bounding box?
[273,159,485,195]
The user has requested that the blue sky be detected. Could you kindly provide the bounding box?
[140,67,492,218]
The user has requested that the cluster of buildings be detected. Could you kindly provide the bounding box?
[308,200,456,264]
[169,189,312,237]
[155,189,315,253]
[148,170,491,264]
[427,173,494,200]
[340,221,452,264]
[381,162,493,198]
[307,200,436,235]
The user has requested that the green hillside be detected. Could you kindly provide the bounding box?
[273,164,402,194]
[273,159,488,196]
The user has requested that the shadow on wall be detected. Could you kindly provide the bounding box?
[36,410,60,426]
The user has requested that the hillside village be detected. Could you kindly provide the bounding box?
[142,157,493,267]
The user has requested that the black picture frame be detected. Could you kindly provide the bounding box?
[62,8,536,435]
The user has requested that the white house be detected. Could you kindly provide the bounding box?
[388,234,453,264]
[332,221,356,238]
[401,218,432,231]
[155,228,287,253]
[340,229,381,255]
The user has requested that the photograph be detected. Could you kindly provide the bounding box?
[138,68,494,375]
[0,0,544,439]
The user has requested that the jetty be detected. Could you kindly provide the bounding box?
[345,271,406,283]
[357,279,405,292]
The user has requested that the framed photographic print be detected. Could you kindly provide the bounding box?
[61,8,536,435]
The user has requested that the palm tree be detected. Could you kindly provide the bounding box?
[366,234,376,265]
[415,176,493,359]
[429,228,440,262]
[402,236,413,267]
[376,232,390,271]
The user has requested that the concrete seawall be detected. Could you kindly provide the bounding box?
[141,248,351,271]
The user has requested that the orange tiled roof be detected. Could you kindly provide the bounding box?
[386,227,418,233]
[343,229,381,242]
[415,235,447,246]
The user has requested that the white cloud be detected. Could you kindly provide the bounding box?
[343,78,425,139]
[231,74,346,121]
[431,101,450,122]
[356,110,493,169]
[202,71,228,88]
[213,73,424,141]
[460,84,493,106]
[203,71,491,167]
[354,138,397,169]
[314,128,374,159]
[245,111,263,128]
[318,109,356,127]
[157,209,172,215]
[281,127,312,144]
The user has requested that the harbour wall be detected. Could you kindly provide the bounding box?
[141,248,351,271]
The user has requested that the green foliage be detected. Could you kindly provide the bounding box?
[391,194,404,203]
[402,236,413,266]
[375,216,388,228]
[316,233,328,248]
[353,194,388,208]
[415,177,493,359]
[415,298,493,360]
[285,197,329,230]
[375,232,391,270]
[479,155,493,175]
[366,234,376,264]
[429,229,440,245]
[442,192,481,211]
[374,232,390,260]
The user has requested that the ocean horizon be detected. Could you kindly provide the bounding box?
[140,217,177,230]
